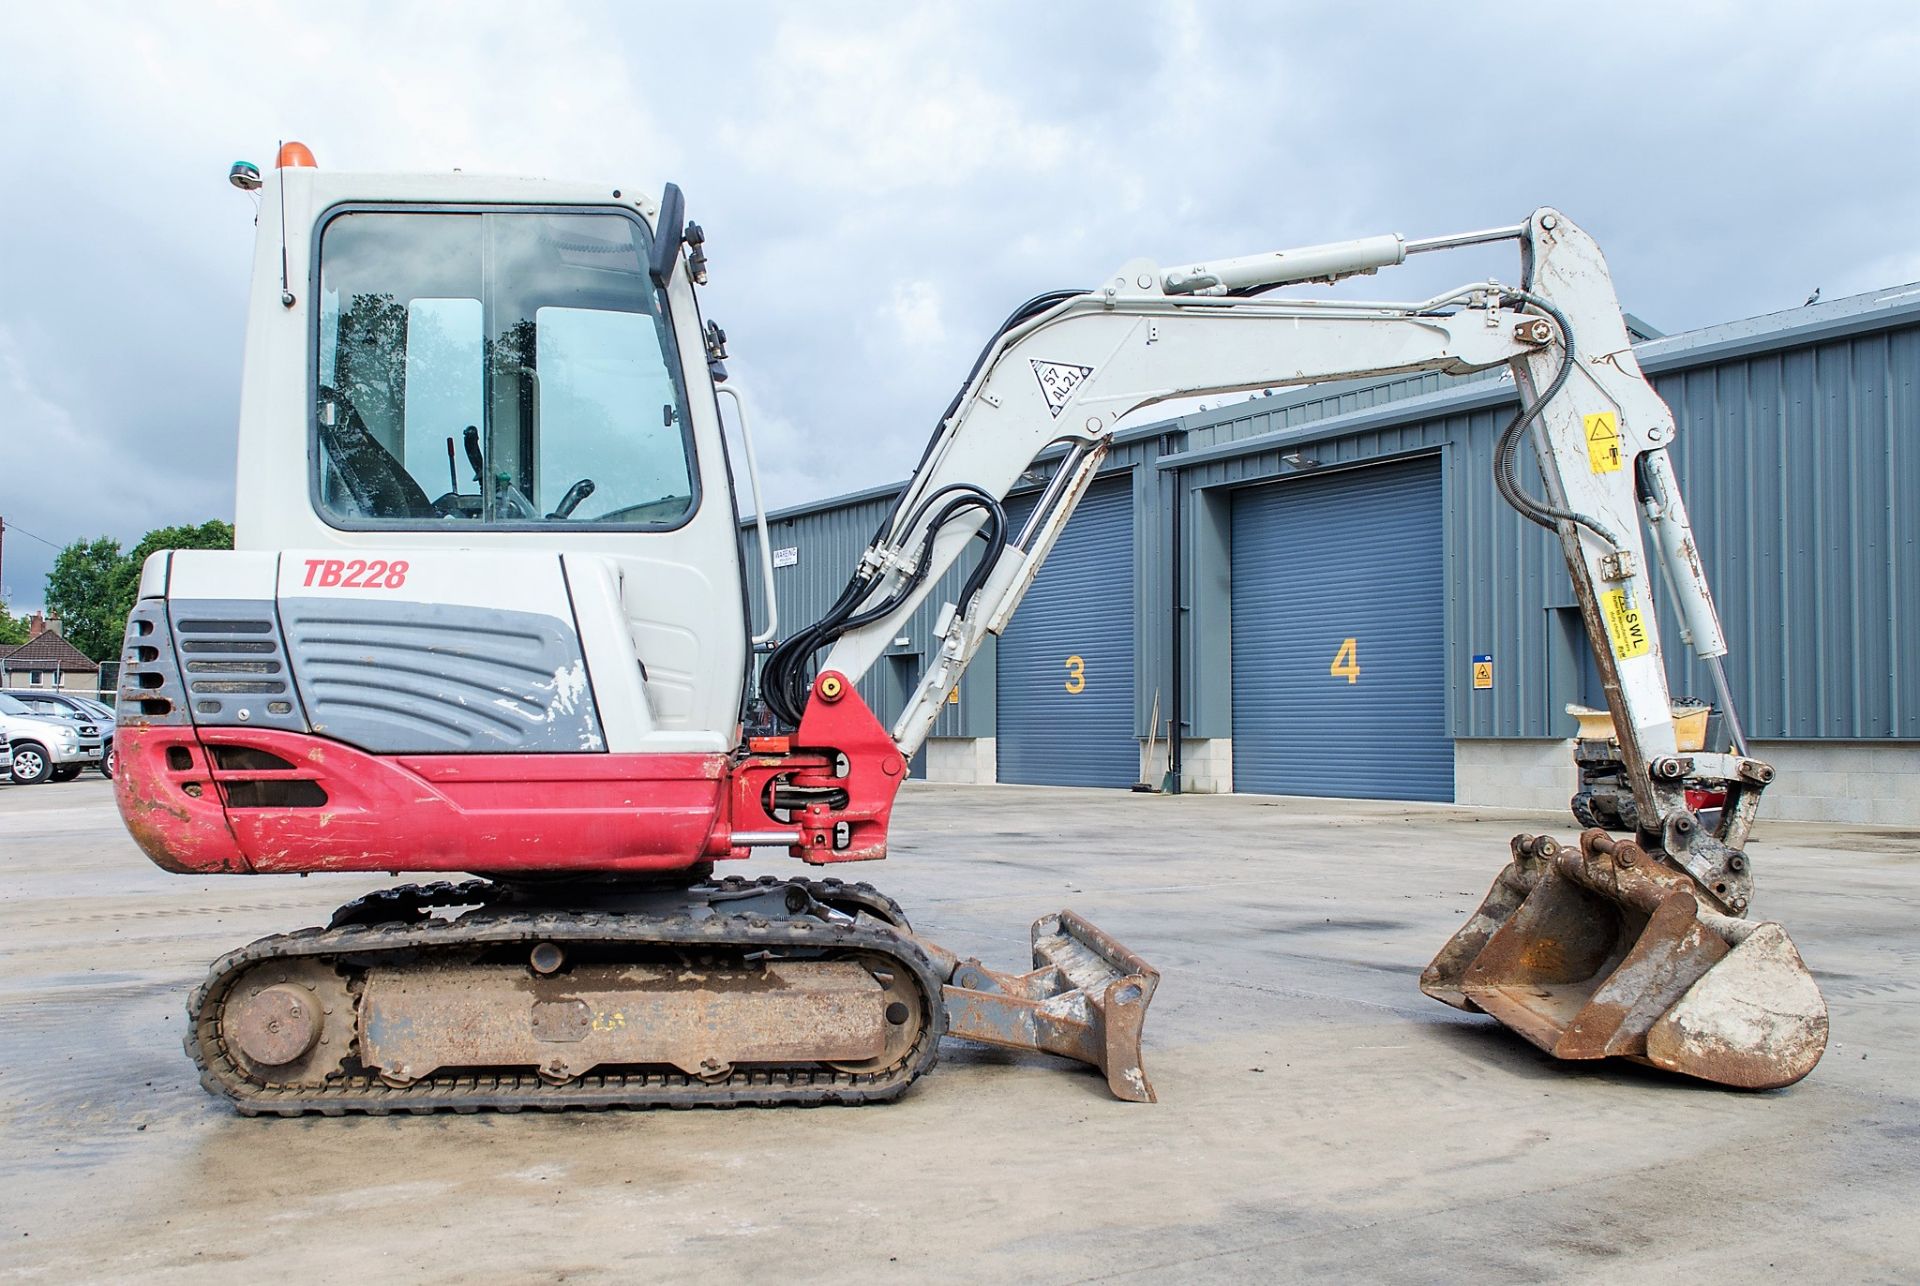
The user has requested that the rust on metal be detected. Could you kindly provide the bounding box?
[1423,828,1827,1089]
[928,908,1160,1102]
[225,984,323,1065]
[356,960,890,1084]
[217,959,353,1086]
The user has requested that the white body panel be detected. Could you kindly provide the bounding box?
[231,168,748,745]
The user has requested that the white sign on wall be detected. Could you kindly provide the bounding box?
[772,546,799,569]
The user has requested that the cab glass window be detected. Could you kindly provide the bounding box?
[314,210,695,526]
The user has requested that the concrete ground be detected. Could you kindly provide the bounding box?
[2,776,1916,1284]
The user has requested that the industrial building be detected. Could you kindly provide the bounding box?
[744,283,1920,826]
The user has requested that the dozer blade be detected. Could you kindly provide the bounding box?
[914,910,1159,1102]
[1422,830,1827,1090]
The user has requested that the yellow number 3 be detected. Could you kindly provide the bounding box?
[1064,654,1086,694]
[1330,637,1360,684]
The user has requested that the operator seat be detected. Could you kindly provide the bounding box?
[316,386,435,519]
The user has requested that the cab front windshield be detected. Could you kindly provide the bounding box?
[315,209,696,526]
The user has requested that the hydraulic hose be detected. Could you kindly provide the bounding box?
[1491,291,1623,550]
[760,490,1007,727]
[760,289,1083,728]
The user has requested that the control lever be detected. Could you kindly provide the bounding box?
[547,478,596,520]
[462,425,484,486]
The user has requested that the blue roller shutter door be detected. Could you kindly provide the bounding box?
[996,477,1136,787]
[1230,456,1452,800]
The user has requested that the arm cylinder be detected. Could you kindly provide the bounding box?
[1161,234,1406,294]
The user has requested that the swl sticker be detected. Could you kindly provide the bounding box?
[1601,588,1650,659]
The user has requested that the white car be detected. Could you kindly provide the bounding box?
[1,689,115,777]
[0,693,102,784]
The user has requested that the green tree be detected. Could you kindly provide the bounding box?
[110,521,235,626]
[43,521,236,661]
[0,604,29,647]
[43,536,126,661]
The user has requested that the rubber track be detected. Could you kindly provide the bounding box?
[188,904,945,1117]
[709,874,912,931]
[327,876,911,932]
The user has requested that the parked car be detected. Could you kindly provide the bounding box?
[0,738,12,782]
[1,689,116,777]
[0,693,105,783]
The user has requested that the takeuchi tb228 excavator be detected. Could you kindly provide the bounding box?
[114,144,1827,1114]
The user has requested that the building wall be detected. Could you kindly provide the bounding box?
[0,667,101,693]
[1457,738,1920,828]
[1170,288,1920,754]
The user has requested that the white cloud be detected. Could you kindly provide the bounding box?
[719,11,1075,192]
[884,282,946,347]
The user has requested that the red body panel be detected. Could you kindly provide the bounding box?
[116,672,906,878]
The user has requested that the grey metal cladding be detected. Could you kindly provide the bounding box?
[117,600,191,726]
[168,598,311,734]
[279,598,604,754]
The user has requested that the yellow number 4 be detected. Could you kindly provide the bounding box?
[1330,637,1360,684]
[1064,654,1086,694]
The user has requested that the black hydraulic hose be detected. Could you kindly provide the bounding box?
[763,289,1084,728]
[1491,292,1624,549]
[760,493,1007,726]
[840,499,1004,631]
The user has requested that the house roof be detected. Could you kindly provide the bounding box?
[0,631,100,673]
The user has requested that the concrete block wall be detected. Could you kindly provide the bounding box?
[1140,737,1234,794]
[1453,738,1920,826]
[926,734,1920,826]
[1749,742,1920,826]
[1454,739,1577,812]
[923,736,996,785]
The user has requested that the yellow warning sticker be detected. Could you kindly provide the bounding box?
[1585,411,1623,473]
[1601,588,1651,659]
[1471,655,1493,690]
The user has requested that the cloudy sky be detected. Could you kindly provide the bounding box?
[2,1,1916,612]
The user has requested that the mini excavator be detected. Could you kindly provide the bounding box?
[114,145,1826,1114]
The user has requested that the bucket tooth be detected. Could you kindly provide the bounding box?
[1423,829,1827,1089]
[919,910,1159,1102]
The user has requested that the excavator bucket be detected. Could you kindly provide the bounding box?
[1423,830,1826,1090]
[916,911,1159,1102]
